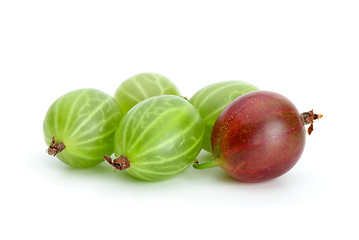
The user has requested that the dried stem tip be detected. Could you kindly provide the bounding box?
[301,110,323,135]
[104,155,131,171]
[47,136,66,156]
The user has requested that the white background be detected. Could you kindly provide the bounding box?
[1,0,358,239]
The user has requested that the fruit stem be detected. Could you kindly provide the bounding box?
[300,110,323,135]
[180,95,189,101]
[47,136,66,156]
[193,158,219,170]
[104,155,131,171]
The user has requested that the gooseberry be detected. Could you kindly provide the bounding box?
[193,91,322,182]
[114,72,180,115]
[104,95,204,181]
[43,88,123,167]
[190,81,258,152]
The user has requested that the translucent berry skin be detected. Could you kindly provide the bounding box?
[211,91,306,182]
[113,95,204,181]
[190,81,259,152]
[114,73,180,115]
[43,88,123,168]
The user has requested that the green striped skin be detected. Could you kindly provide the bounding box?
[43,89,123,168]
[114,95,204,181]
[190,81,259,152]
[114,73,180,115]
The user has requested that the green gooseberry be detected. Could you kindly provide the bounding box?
[104,95,204,181]
[190,81,259,152]
[114,72,181,115]
[43,88,123,167]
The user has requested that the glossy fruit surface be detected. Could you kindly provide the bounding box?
[190,81,258,152]
[43,88,123,167]
[108,95,204,181]
[114,73,180,115]
[194,91,310,182]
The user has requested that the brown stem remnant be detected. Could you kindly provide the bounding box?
[301,110,323,135]
[104,155,131,171]
[47,136,66,156]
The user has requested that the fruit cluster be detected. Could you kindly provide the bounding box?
[44,73,322,182]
